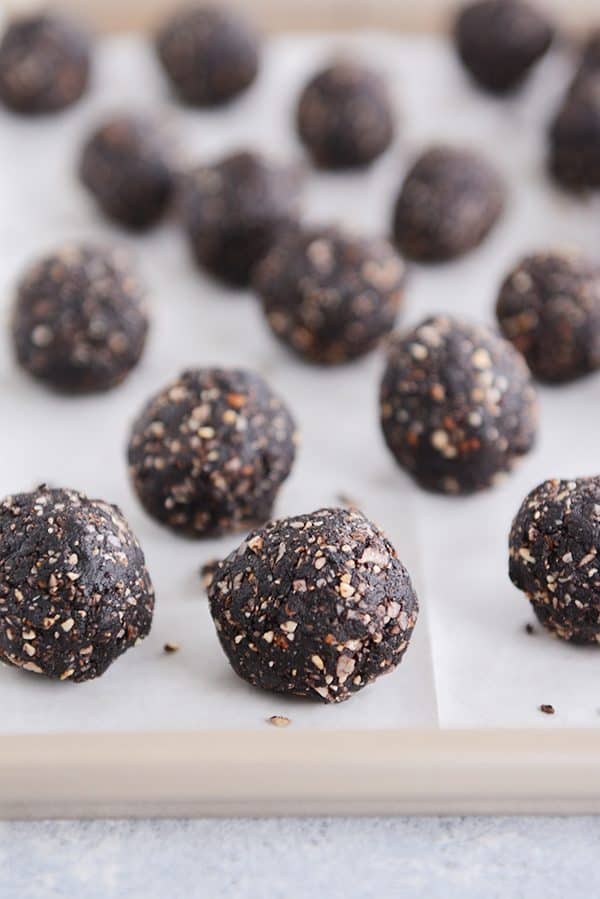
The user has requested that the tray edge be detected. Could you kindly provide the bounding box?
[2,728,600,818]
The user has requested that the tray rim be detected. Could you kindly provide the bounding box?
[3,727,600,818]
[41,1,597,36]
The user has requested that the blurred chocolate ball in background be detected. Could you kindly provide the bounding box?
[80,115,174,230]
[296,60,395,169]
[392,146,505,263]
[0,12,91,114]
[180,151,302,286]
[155,4,260,106]
[454,0,554,94]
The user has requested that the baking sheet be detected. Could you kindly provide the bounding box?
[0,31,599,736]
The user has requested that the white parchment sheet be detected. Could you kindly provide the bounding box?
[0,32,598,734]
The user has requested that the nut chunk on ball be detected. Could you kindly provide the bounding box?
[509,477,600,643]
[208,507,418,703]
[12,244,149,393]
[128,368,297,537]
[380,315,538,494]
[496,251,600,383]
[255,226,406,364]
[0,486,154,682]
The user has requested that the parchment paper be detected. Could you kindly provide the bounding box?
[0,31,597,733]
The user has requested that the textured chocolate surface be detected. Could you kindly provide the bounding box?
[155,4,259,106]
[455,0,553,94]
[0,486,154,682]
[496,251,600,383]
[0,13,91,114]
[80,115,174,230]
[180,151,301,286]
[208,507,418,703]
[128,368,297,537]
[392,146,504,263]
[549,73,600,191]
[509,477,600,643]
[13,244,148,394]
[255,226,406,364]
[380,315,538,494]
[296,61,394,169]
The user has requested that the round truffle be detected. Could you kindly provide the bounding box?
[549,74,600,191]
[180,151,302,286]
[0,13,91,115]
[576,30,600,84]
[296,61,394,169]
[509,476,600,643]
[254,226,406,364]
[392,146,504,263]
[13,244,148,394]
[128,368,297,537]
[80,115,174,230]
[380,315,539,494]
[155,4,260,106]
[0,485,155,682]
[454,0,553,94]
[496,251,600,383]
[208,507,419,703]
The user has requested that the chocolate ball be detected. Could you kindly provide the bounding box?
[180,151,301,286]
[380,315,539,494]
[0,486,154,682]
[208,507,419,703]
[509,477,600,643]
[296,61,394,169]
[454,0,554,94]
[254,226,406,364]
[12,244,148,394]
[0,12,91,114]
[549,74,600,191]
[496,251,600,383]
[155,4,260,106]
[570,30,600,89]
[80,115,174,230]
[392,146,505,263]
[128,368,297,537]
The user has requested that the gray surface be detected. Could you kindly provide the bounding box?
[1,817,597,898]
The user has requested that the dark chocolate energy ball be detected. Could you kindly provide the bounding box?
[454,0,553,94]
[255,227,406,364]
[0,13,91,115]
[509,477,600,643]
[208,507,418,703]
[380,315,538,494]
[296,61,394,169]
[128,368,297,537]
[392,146,505,263]
[549,74,600,191]
[0,486,154,682]
[496,251,600,382]
[155,4,260,106]
[13,244,148,394]
[577,31,600,83]
[180,151,301,286]
[80,116,174,230]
